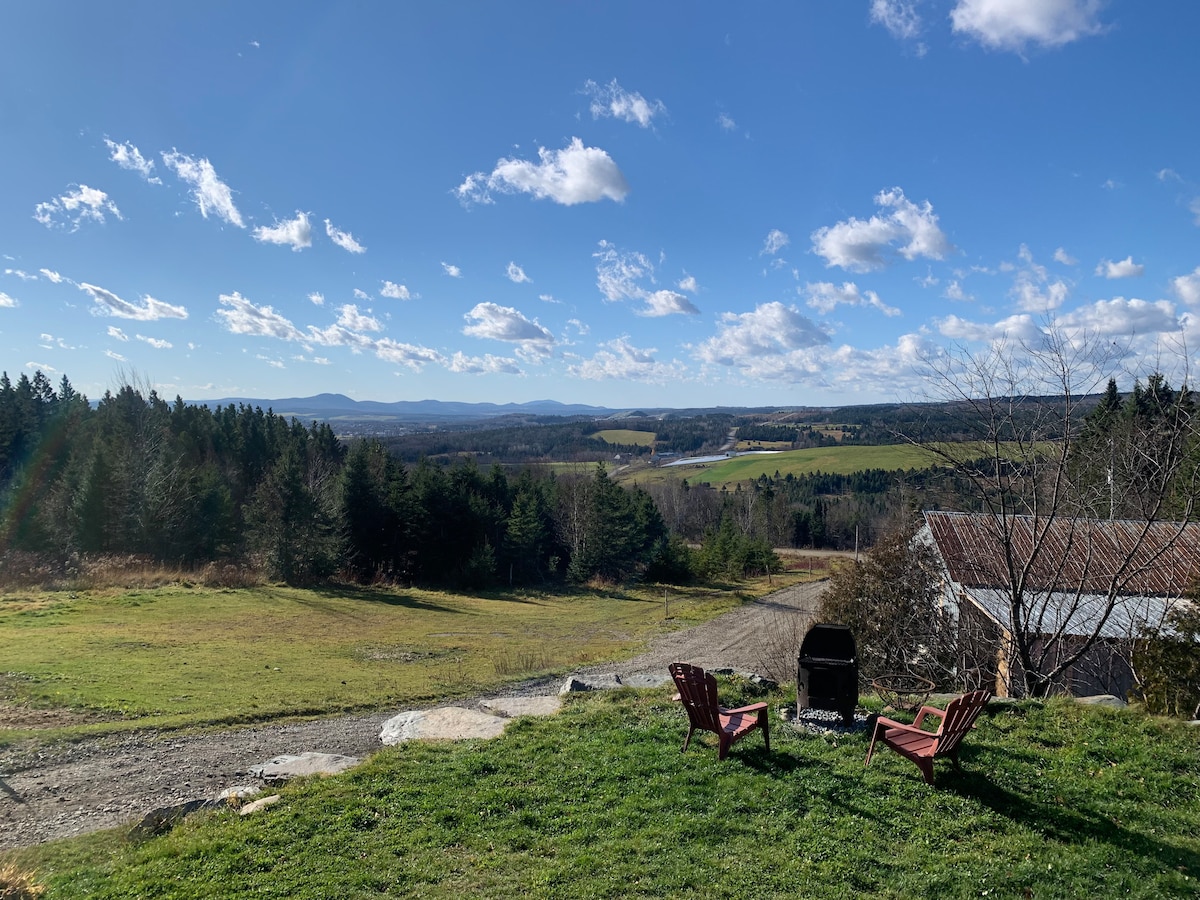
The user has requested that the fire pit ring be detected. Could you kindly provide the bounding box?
[871,674,935,713]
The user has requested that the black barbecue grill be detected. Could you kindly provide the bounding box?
[797,623,858,725]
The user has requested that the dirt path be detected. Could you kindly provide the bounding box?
[0,581,825,850]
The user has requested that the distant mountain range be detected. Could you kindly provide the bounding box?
[193,393,623,423]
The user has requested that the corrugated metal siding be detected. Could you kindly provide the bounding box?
[925,511,1200,597]
[964,587,1174,640]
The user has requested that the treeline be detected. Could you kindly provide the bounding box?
[0,373,779,587]
[380,414,735,462]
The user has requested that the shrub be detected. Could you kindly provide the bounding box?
[1133,604,1200,719]
[0,863,45,900]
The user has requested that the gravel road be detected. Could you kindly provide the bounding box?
[0,581,825,850]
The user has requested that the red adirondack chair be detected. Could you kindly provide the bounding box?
[865,689,991,784]
[669,662,770,761]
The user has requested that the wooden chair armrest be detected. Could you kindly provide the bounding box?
[912,706,945,730]
[721,702,768,715]
[873,717,931,738]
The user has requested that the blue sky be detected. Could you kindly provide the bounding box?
[2,1,1199,408]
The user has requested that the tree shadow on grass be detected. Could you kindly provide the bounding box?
[304,583,464,613]
[949,773,1200,878]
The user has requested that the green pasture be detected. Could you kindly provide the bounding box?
[0,580,791,746]
[625,444,942,488]
[592,429,655,446]
[12,690,1200,898]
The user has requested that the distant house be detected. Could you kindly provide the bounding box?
[921,511,1200,699]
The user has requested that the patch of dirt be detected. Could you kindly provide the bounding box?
[0,581,826,850]
[0,703,115,730]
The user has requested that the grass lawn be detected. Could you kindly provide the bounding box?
[9,688,1200,898]
[0,578,795,746]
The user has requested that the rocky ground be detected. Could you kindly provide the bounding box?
[0,581,825,850]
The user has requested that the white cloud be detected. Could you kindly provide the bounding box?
[717,113,737,132]
[446,351,522,375]
[353,288,371,300]
[638,289,700,318]
[804,281,901,316]
[506,262,532,284]
[539,293,560,304]
[161,150,244,227]
[0,292,17,308]
[566,318,589,336]
[694,302,830,377]
[442,262,462,278]
[937,312,1041,343]
[1058,296,1179,338]
[34,185,122,230]
[107,326,128,341]
[79,282,188,321]
[1157,168,1182,183]
[325,219,366,254]
[1095,255,1145,279]
[582,79,666,128]
[308,291,325,306]
[373,338,445,371]
[104,139,160,182]
[381,281,415,300]
[216,292,305,341]
[1009,244,1070,311]
[335,303,382,332]
[571,336,680,382]
[761,229,790,255]
[455,137,629,206]
[1053,247,1078,265]
[25,361,56,373]
[137,334,173,349]
[942,280,974,302]
[105,349,127,362]
[253,211,313,251]
[870,0,922,40]
[811,187,950,271]
[462,302,555,355]
[1171,267,1200,306]
[5,268,36,281]
[678,275,699,293]
[39,268,64,283]
[950,0,1106,53]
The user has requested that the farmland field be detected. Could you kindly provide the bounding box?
[592,429,656,446]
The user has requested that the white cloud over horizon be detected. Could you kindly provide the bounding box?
[462,302,555,354]
[79,282,188,321]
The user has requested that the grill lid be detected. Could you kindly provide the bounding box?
[798,623,857,663]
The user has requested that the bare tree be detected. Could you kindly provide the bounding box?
[908,329,1200,697]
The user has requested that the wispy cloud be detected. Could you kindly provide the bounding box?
[335,304,382,332]
[39,268,64,283]
[570,336,679,383]
[447,351,522,375]
[455,137,629,206]
[308,291,325,306]
[4,269,36,281]
[0,292,17,309]
[105,139,160,183]
[34,185,122,230]
[325,219,366,254]
[870,0,923,41]
[717,112,737,132]
[442,262,462,278]
[160,150,244,227]
[1053,247,1078,265]
[582,79,666,128]
[107,325,129,341]
[137,334,173,349]
[506,262,532,284]
[761,229,789,255]
[79,282,188,320]
[253,211,313,251]
[805,281,900,316]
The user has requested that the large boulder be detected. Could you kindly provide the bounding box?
[380,707,508,745]
[248,752,363,784]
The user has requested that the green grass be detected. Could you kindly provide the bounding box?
[592,429,655,446]
[0,580,791,745]
[10,690,1200,898]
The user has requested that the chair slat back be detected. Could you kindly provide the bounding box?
[934,689,990,756]
[670,662,722,733]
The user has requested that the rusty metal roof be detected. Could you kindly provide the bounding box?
[924,511,1200,598]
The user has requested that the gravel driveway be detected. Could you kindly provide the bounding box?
[0,581,826,849]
